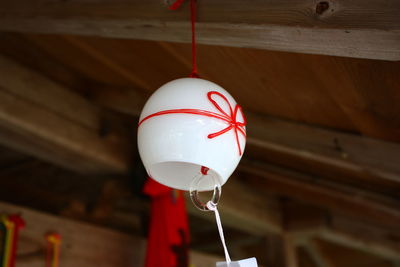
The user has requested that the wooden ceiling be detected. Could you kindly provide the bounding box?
[0,0,400,266]
[0,31,399,267]
[1,33,400,141]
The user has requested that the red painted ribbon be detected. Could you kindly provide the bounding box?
[139,91,246,155]
[168,0,198,78]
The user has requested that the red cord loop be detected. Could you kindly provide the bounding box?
[138,91,246,156]
[201,166,209,175]
[168,0,198,78]
[168,0,185,10]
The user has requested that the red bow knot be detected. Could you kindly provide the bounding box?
[206,91,246,155]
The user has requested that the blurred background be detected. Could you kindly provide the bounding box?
[0,1,399,266]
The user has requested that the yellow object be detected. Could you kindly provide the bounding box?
[2,218,14,267]
[46,233,62,267]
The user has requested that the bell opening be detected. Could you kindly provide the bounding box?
[148,161,222,191]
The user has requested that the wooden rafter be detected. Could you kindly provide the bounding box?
[240,161,400,227]
[302,239,336,267]
[292,227,400,262]
[0,0,399,60]
[283,234,300,267]
[0,55,130,173]
[247,113,400,196]
[286,204,400,261]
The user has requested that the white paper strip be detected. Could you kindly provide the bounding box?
[216,257,258,267]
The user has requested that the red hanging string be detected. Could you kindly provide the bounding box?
[169,0,199,78]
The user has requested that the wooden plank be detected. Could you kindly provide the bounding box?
[15,34,191,93]
[297,247,319,267]
[60,35,151,91]
[0,0,399,60]
[186,178,283,235]
[292,226,400,262]
[324,215,400,261]
[302,240,336,267]
[0,201,221,267]
[283,234,299,267]
[318,230,400,262]
[240,161,400,228]
[246,113,400,196]
[264,234,286,267]
[5,33,400,143]
[157,40,400,142]
[285,203,400,261]
[0,54,99,130]
[0,33,89,93]
[0,55,130,173]
[311,238,398,267]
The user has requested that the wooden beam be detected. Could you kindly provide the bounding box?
[302,239,336,267]
[0,55,130,173]
[288,213,400,261]
[282,200,400,262]
[186,178,283,235]
[294,229,400,262]
[283,234,299,267]
[246,113,400,196]
[318,230,400,262]
[264,234,286,267]
[240,161,400,228]
[324,215,400,261]
[0,0,399,60]
[282,201,328,233]
[0,201,221,267]
[60,35,151,91]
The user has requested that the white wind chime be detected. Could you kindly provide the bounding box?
[137,0,257,266]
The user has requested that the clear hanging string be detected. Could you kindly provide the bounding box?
[190,169,231,264]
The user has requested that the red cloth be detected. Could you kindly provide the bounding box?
[143,178,190,267]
